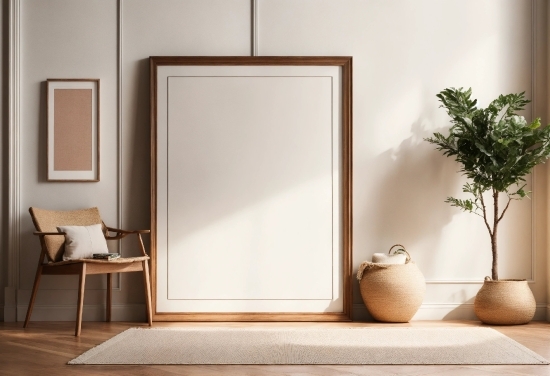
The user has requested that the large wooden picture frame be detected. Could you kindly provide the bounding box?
[47,79,100,182]
[150,56,352,321]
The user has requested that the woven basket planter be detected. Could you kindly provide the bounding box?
[357,245,425,322]
[474,278,536,325]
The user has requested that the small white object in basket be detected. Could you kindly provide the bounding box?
[371,252,407,264]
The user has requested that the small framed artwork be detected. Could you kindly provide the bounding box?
[47,79,100,181]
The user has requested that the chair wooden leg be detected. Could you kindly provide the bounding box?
[142,260,153,326]
[75,263,87,336]
[106,273,112,322]
[24,265,43,328]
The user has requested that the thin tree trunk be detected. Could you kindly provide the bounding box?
[492,190,499,280]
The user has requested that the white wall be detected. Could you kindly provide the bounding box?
[257,0,549,320]
[2,0,548,322]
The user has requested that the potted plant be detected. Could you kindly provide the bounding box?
[425,87,550,324]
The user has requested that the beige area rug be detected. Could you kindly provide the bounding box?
[69,327,549,365]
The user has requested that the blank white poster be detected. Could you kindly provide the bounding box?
[156,65,342,312]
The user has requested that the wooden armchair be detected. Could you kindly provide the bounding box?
[24,207,152,336]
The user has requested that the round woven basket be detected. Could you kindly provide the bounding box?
[474,278,535,325]
[358,245,425,322]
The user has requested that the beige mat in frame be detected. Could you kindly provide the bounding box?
[68,327,549,365]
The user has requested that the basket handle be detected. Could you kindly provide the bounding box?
[388,244,411,262]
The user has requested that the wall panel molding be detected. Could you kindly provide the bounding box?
[529,0,538,285]
[5,0,21,323]
[251,0,258,56]
[353,303,547,322]
[117,0,123,233]
[19,302,550,324]
[114,0,123,290]
[16,303,146,322]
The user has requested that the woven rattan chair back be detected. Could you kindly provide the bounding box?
[29,207,105,262]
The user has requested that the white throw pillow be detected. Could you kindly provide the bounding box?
[57,224,109,261]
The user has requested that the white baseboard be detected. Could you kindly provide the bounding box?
[353,303,548,322]
[412,303,479,321]
[4,287,17,322]
[17,304,146,323]
[10,302,550,323]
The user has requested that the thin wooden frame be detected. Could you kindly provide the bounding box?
[47,79,100,182]
[150,56,352,321]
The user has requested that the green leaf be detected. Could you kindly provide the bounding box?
[530,118,541,130]
[475,142,492,156]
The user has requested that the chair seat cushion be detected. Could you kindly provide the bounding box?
[57,224,109,260]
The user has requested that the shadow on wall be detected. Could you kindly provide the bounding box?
[443,297,477,321]
[352,111,462,306]
[366,117,461,271]
[37,81,48,182]
[123,58,151,255]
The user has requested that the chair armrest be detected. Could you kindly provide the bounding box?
[34,231,65,236]
[106,227,150,234]
[104,227,149,257]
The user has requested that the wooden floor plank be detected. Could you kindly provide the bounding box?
[1,321,549,375]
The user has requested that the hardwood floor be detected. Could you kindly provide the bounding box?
[1,320,549,375]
